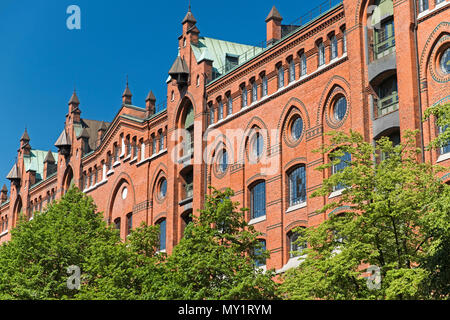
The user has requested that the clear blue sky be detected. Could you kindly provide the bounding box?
[0,0,320,190]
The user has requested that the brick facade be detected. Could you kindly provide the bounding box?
[0,0,449,272]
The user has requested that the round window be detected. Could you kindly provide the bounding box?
[121,187,128,200]
[333,96,347,122]
[159,179,167,199]
[441,47,450,75]
[291,117,303,141]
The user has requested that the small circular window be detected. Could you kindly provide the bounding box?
[441,47,450,75]
[333,96,347,122]
[291,117,303,141]
[121,187,128,200]
[159,178,167,199]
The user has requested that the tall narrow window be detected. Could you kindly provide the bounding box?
[218,100,224,120]
[126,213,132,236]
[342,29,347,53]
[289,166,307,206]
[261,75,268,97]
[251,181,266,219]
[278,65,284,88]
[289,230,307,258]
[377,75,398,116]
[226,94,233,116]
[252,132,264,159]
[332,151,351,191]
[331,35,338,59]
[289,59,295,83]
[254,239,266,267]
[318,42,325,66]
[252,81,258,103]
[219,150,228,173]
[152,135,157,154]
[158,219,166,251]
[114,218,121,232]
[333,96,348,122]
[439,125,450,155]
[300,54,307,76]
[159,133,164,151]
[418,0,429,12]
[209,105,215,125]
[241,86,248,108]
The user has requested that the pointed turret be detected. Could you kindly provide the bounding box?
[20,128,30,142]
[265,6,283,46]
[169,52,190,86]
[146,90,156,117]
[122,79,132,105]
[44,150,56,164]
[6,162,20,186]
[182,5,197,25]
[0,184,7,203]
[55,129,72,156]
[43,150,57,179]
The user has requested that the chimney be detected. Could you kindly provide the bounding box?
[146,91,156,117]
[265,6,283,46]
[1,185,7,203]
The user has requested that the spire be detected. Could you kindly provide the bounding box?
[68,89,80,105]
[146,90,156,102]
[182,4,197,25]
[43,150,56,164]
[20,128,30,142]
[265,6,283,22]
[1,184,7,192]
[122,77,132,104]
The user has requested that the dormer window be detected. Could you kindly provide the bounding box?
[225,54,239,72]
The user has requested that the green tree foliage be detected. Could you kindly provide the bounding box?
[0,187,118,299]
[424,102,450,150]
[280,130,450,300]
[159,187,278,300]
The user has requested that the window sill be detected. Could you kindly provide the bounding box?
[106,170,114,177]
[248,215,266,225]
[129,157,138,164]
[276,256,306,274]
[418,1,449,20]
[156,249,166,254]
[286,202,307,213]
[437,152,450,163]
[179,197,193,206]
[329,188,344,199]
[0,230,8,237]
[113,161,120,168]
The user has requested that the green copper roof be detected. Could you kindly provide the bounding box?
[191,37,263,77]
[24,150,58,181]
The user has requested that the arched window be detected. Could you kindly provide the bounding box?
[291,117,304,141]
[332,151,351,191]
[289,59,295,83]
[251,80,258,103]
[218,150,228,173]
[288,229,307,258]
[261,74,268,97]
[218,100,224,120]
[126,213,133,236]
[439,125,450,155]
[158,219,167,251]
[318,41,325,66]
[159,178,167,199]
[114,217,121,232]
[254,239,266,267]
[209,103,215,125]
[330,34,338,59]
[300,53,307,76]
[288,166,307,206]
[418,0,428,12]
[152,134,157,154]
[250,181,266,219]
[159,132,164,151]
[440,48,449,75]
[241,85,248,108]
[277,65,284,88]
[226,93,233,115]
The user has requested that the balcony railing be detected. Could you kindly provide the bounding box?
[376,92,399,117]
[369,34,396,62]
[184,183,193,199]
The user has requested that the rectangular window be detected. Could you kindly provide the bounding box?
[332,151,351,191]
[114,218,121,231]
[343,30,347,53]
[289,166,306,206]
[439,125,450,155]
[251,182,266,219]
[374,18,395,59]
[377,75,399,116]
[159,219,166,251]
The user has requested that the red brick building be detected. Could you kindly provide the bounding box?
[1,0,449,273]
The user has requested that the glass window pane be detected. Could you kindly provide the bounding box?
[334,97,347,121]
[159,220,166,250]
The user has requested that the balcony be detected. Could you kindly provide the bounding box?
[376,92,398,117]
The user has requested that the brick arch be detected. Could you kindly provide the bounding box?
[277,97,311,131]
[284,219,308,232]
[238,116,270,163]
[172,92,198,129]
[153,212,167,224]
[61,165,74,196]
[150,166,168,204]
[316,76,351,126]
[354,0,380,26]
[418,23,450,81]
[328,205,352,217]
[106,173,136,224]
[208,137,233,180]
[12,196,22,227]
